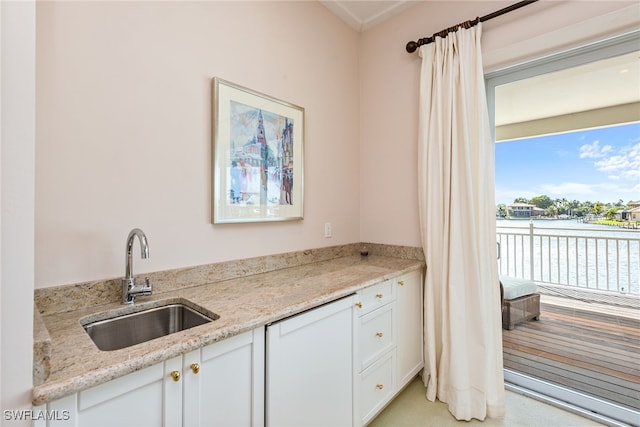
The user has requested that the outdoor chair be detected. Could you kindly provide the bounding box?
[500,275,540,330]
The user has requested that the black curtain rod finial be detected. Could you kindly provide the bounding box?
[406,40,418,53]
[406,37,433,53]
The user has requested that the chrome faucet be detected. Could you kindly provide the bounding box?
[122,228,153,304]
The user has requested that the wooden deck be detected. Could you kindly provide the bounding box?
[502,296,640,412]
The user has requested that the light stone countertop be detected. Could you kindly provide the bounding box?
[33,255,423,406]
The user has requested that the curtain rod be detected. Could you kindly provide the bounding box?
[405,0,538,53]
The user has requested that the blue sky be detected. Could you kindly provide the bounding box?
[495,122,640,205]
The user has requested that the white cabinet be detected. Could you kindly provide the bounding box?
[357,279,395,315]
[353,279,397,426]
[358,349,395,423]
[266,295,355,427]
[35,328,264,427]
[396,269,424,389]
[183,329,264,427]
[353,271,423,426]
[39,360,175,427]
[34,269,423,427]
[359,303,394,371]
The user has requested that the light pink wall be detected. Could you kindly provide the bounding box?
[358,0,638,247]
[36,1,360,288]
[35,0,637,288]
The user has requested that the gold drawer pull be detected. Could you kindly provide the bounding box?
[191,363,200,374]
[355,302,362,309]
[170,370,181,382]
[376,384,384,390]
[376,332,383,338]
[375,294,383,299]
[398,280,405,286]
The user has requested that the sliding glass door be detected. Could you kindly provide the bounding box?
[486,31,640,426]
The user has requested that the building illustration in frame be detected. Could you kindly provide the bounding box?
[229,101,294,207]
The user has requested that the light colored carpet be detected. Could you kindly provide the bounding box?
[368,377,605,427]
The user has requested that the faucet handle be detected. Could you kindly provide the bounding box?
[141,277,153,294]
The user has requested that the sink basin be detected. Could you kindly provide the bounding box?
[83,303,218,351]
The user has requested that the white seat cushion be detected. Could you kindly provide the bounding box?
[500,275,537,300]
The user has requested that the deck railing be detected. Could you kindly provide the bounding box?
[497,222,640,296]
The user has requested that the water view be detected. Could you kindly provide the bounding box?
[496,218,640,295]
[495,122,640,296]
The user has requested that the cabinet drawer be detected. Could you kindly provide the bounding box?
[359,304,394,370]
[355,279,395,315]
[359,349,395,425]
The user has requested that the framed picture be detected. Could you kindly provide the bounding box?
[212,78,304,223]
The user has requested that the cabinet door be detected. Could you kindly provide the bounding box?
[183,328,265,427]
[45,360,179,427]
[396,270,424,389]
[266,295,355,427]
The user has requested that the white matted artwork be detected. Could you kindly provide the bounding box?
[212,78,304,223]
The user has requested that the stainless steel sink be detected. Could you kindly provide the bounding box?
[83,303,218,351]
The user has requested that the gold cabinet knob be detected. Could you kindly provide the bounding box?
[355,302,362,308]
[191,363,200,374]
[398,280,405,286]
[170,370,181,382]
[376,332,383,338]
[376,384,384,390]
[375,293,383,299]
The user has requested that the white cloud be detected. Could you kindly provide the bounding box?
[579,140,613,159]
[593,142,640,180]
[595,155,630,171]
[588,180,637,200]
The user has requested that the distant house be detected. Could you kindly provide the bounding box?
[617,202,640,221]
[508,203,545,218]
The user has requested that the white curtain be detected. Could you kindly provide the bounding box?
[417,23,505,421]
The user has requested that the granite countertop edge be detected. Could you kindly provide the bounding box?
[32,255,423,406]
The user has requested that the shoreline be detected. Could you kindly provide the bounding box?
[497,217,640,230]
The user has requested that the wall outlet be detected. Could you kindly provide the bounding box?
[324,222,332,238]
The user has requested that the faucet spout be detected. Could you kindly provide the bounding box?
[125,228,149,279]
[122,228,152,304]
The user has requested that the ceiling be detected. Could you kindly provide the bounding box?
[495,51,640,141]
[319,0,416,32]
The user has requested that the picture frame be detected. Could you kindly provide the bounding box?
[212,78,304,224]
